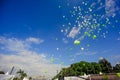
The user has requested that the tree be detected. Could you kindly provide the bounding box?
[113,63,120,72]
[99,58,112,73]
[17,69,27,80]
[13,77,19,80]
[52,58,113,80]
[0,71,5,74]
[91,62,101,74]
[29,77,32,80]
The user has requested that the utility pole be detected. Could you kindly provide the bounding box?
[57,70,58,74]
[9,66,14,75]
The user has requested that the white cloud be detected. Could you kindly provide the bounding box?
[0,36,64,78]
[68,27,80,38]
[26,37,44,44]
[107,54,120,65]
[105,0,120,16]
[75,51,97,56]
[0,37,28,52]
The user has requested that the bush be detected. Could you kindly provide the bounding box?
[117,72,120,78]
[103,75,108,80]
[0,71,5,74]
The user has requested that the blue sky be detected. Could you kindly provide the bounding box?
[0,0,120,77]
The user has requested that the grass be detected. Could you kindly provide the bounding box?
[117,72,120,78]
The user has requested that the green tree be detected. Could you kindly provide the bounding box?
[52,58,113,80]
[29,77,32,80]
[91,62,101,74]
[99,58,112,73]
[13,77,19,80]
[113,63,120,72]
[17,69,27,80]
[0,71,5,74]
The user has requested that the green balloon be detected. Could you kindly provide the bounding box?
[51,58,55,63]
[87,34,91,37]
[69,48,73,50]
[87,44,90,47]
[93,35,97,39]
[74,40,80,45]
[84,32,88,34]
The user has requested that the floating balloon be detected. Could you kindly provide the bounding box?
[69,48,73,50]
[58,5,62,9]
[60,0,119,43]
[61,29,64,32]
[51,58,55,63]
[74,40,80,45]
[87,44,90,47]
[55,38,58,40]
[56,48,59,51]
[81,47,84,51]
[93,35,97,39]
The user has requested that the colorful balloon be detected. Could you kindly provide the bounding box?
[74,40,80,45]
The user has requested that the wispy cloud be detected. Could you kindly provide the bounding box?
[68,27,80,38]
[105,0,120,16]
[107,54,120,65]
[102,49,112,54]
[0,36,64,78]
[75,51,97,56]
[26,37,44,44]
